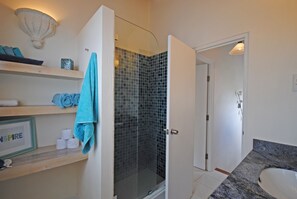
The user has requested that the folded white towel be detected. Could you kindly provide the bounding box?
[0,99,19,107]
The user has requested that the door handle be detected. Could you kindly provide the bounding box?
[170,129,179,135]
[164,129,179,135]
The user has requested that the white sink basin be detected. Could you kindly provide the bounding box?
[258,168,297,199]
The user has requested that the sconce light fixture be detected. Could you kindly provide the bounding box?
[229,41,244,55]
[15,8,58,49]
[114,59,120,67]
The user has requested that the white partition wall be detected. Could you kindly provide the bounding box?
[77,6,115,199]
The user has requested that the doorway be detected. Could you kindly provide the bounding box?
[193,34,247,173]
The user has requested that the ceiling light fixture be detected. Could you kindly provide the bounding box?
[15,8,58,49]
[229,41,244,55]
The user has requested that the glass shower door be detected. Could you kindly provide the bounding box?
[114,16,166,199]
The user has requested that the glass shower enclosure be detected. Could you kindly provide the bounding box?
[114,16,167,199]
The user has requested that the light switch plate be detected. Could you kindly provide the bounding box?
[293,74,297,92]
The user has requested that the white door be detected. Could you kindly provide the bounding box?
[166,35,196,199]
[193,64,208,170]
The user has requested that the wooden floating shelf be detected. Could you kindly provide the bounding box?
[0,145,88,181]
[0,61,84,79]
[0,106,77,117]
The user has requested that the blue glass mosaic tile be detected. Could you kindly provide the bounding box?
[114,48,167,182]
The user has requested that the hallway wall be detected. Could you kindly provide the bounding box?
[200,44,244,172]
[150,0,297,157]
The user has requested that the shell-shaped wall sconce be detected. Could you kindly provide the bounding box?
[15,8,58,49]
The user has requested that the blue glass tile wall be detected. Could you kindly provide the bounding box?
[150,52,167,179]
[114,48,167,183]
[114,48,139,182]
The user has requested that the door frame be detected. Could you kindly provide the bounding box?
[194,32,249,170]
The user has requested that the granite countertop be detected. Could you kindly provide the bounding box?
[209,139,297,199]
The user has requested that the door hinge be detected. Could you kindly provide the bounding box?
[205,153,208,160]
[163,129,169,134]
[207,75,210,82]
[206,114,209,121]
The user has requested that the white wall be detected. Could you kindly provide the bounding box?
[0,1,150,198]
[0,4,77,67]
[77,6,114,199]
[115,16,159,56]
[200,44,244,172]
[150,0,297,157]
[0,73,80,147]
[0,162,84,199]
[0,0,151,66]
[0,2,84,198]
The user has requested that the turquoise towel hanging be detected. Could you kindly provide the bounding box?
[74,53,98,154]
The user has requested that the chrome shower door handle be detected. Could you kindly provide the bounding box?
[170,129,179,135]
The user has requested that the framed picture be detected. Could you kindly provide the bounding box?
[0,117,37,159]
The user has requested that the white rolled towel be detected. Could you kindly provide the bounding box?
[0,99,19,107]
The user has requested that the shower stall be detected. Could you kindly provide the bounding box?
[114,16,167,199]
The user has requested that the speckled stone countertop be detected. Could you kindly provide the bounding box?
[209,139,297,199]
